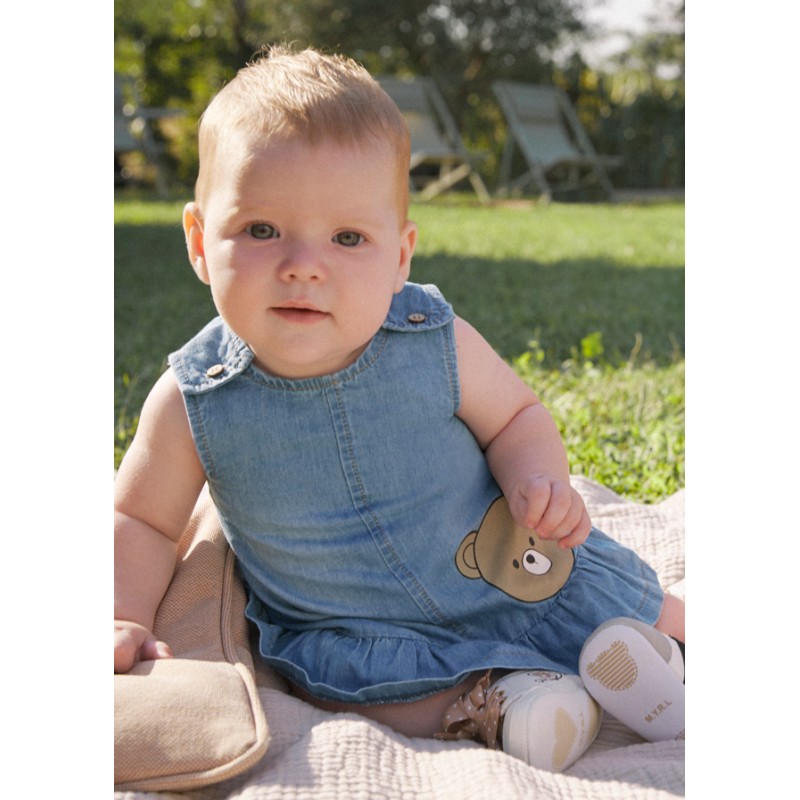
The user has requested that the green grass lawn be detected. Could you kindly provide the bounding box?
[115,196,684,502]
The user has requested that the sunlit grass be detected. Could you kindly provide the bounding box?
[115,196,684,501]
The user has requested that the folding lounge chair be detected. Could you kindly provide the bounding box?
[115,74,183,197]
[492,81,618,203]
[378,76,491,203]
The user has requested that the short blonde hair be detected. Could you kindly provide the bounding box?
[196,45,411,218]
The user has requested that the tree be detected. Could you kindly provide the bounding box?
[572,0,685,189]
[115,0,683,193]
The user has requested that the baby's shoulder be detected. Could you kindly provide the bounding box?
[382,282,455,332]
[168,317,253,395]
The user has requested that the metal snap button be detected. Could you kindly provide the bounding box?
[407,313,427,324]
[206,364,225,378]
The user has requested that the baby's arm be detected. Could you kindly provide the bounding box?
[114,368,207,673]
[455,317,591,548]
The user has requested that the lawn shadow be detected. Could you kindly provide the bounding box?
[115,224,684,429]
[410,253,684,366]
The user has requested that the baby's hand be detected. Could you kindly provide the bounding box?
[509,475,591,549]
[114,620,173,673]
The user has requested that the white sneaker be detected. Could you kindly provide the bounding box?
[494,670,602,771]
[579,618,685,741]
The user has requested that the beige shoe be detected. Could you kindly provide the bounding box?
[493,670,602,771]
[579,617,685,741]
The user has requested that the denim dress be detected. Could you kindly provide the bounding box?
[169,283,663,704]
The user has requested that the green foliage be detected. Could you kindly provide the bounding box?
[115,0,588,187]
[115,198,684,503]
[114,0,684,193]
[580,330,604,362]
[513,350,685,500]
[114,201,217,456]
[554,7,685,190]
[115,0,587,87]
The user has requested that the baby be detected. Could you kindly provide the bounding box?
[114,45,685,771]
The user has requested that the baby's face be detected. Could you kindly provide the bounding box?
[185,135,416,379]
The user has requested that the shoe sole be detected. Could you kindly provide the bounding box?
[579,623,685,741]
[500,674,602,771]
[587,616,684,681]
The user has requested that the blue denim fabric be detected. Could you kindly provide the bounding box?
[169,282,664,704]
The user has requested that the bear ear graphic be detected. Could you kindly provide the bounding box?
[455,531,481,579]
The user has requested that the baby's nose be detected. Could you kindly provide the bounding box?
[280,245,326,281]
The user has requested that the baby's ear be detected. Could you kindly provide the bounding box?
[394,219,417,291]
[183,203,209,285]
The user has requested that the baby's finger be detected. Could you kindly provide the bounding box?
[114,638,138,674]
[511,480,551,529]
[533,481,574,537]
[543,493,587,540]
[557,507,593,549]
[114,626,147,674]
[140,637,173,662]
[114,623,173,673]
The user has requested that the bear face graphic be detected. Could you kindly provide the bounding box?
[455,497,574,602]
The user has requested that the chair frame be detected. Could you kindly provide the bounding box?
[379,76,490,203]
[115,74,183,197]
[492,80,619,203]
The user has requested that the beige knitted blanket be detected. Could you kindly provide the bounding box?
[116,476,685,799]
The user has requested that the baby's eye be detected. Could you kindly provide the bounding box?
[246,223,279,240]
[333,231,364,247]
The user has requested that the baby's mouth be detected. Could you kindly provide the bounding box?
[272,303,329,324]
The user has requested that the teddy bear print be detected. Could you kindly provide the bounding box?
[455,497,574,602]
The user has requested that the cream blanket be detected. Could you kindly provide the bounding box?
[116,477,685,799]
